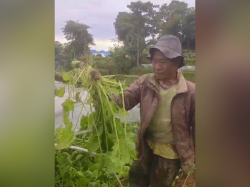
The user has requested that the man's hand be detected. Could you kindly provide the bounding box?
[90,70,101,81]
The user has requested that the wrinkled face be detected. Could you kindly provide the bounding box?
[151,50,177,81]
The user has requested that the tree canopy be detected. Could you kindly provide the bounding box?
[113,0,195,66]
[62,20,94,59]
[55,0,195,70]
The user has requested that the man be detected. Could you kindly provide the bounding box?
[91,35,195,187]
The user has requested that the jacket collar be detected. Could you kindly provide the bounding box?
[147,70,188,94]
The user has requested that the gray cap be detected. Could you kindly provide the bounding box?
[148,35,184,68]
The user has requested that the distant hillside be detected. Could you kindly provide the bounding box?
[90,49,110,57]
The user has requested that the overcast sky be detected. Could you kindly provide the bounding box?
[55,0,195,51]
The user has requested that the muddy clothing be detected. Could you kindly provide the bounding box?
[115,71,195,172]
[129,148,180,187]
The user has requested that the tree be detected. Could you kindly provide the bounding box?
[109,45,134,74]
[113,0,195,68]
[160,1,195,50]
[144,5,161,41]
[55,41,63,60]
[160,1,188,36]
[114,12,134,45]
[62,20,95,60]
[59,42,74,69]
[114,1,159,66]
[182,8,195,50]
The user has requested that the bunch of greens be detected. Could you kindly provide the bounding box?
[55,65,138,187]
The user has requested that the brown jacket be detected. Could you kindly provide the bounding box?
[115,72,195,172]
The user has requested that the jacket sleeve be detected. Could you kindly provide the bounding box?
[113,76,143,111]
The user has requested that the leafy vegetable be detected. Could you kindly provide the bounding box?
[55,65,137,187]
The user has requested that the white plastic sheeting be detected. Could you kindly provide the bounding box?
[55,81,140,131]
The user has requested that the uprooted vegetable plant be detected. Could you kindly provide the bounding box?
[55,64,138,187]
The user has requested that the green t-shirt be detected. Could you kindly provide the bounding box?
[146,84,179,159]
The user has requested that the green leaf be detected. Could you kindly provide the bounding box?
[62,109,73,130]
[108,158,123,173]
[80,177,91,185]
[56,87,65,97]
[103,156,113,170]
[70,150,79,160]
[75,154,83,161]
[114,110,129,119]
[55,128,75,150]
[115,119,125,136]
[84,170,93,178]
[62,98,74,111]
[86,96,93,105]
[62,152,71,158]
[55,125,63,142]
[109,87,120,95]
[95,123,103,136]
[87,135,100,152]
[62,73,71,81]
[89,181,97,187]
[75,92,80,102]
[80,115,88,130]
[76,171,84,177]
[88,113,95,129]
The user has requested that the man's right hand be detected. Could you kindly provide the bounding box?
[90,70,101,80]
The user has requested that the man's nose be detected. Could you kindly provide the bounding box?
[154,62,162,70]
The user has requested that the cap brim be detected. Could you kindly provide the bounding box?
[149,46,179,59]
[149,46,185,68]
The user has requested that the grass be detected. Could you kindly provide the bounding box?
[182,70,195,83]
[184,59,195,66]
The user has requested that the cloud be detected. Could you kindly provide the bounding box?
[55,0,195,51]
[91,40,119,51]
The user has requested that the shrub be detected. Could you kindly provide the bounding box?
[184,59,195,66]
[97,69,110,75]
[182,70,195,83]
[114,75,139,87]
[129,67,153,76]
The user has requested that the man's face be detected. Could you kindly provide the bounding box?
[151,50,177,81]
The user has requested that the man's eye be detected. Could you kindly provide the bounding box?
[152,60,165,64]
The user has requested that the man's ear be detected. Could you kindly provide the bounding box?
[173,56,184,68]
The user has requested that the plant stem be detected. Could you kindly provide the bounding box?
[74,104,85,131]
[182,164,195,187]
[89,100,103,154]
[97,86,109,152]
[73,68,84,85]
[113,173,123,187]
[98,82,120,155]
[119,82,126,135]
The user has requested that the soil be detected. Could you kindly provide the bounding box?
[174,173,195,187]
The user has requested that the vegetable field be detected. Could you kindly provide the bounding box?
[55,65,195,187]
[55,65,138,187]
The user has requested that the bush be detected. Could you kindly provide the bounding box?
[114,75,139,87]
[184,59,195,66]
[97,69,110,75]
[129,67,153,76]
[183,50,196,60]
[182,70,195,83]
